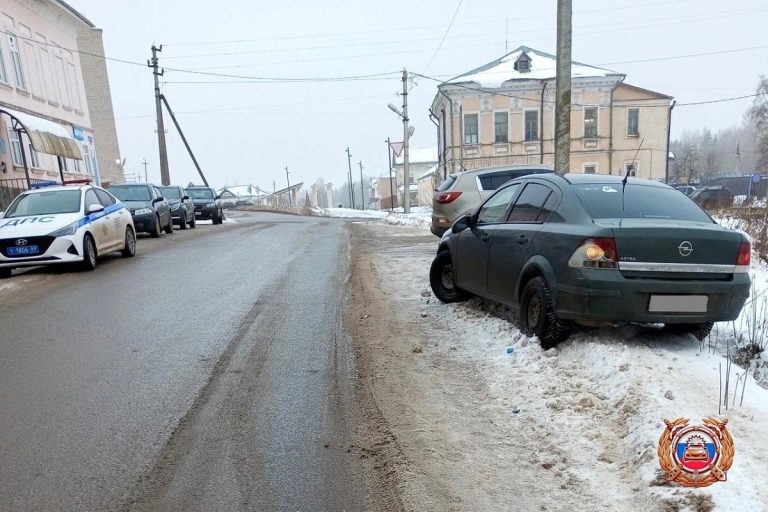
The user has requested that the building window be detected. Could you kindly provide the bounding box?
[625,162,637,177]
[73,157,81,173]
[8,129,23,166]
[0,39,8,84]
[464,113,478,145]
[82,145,93,175]
[583,163,597,174]
[7,34,26,90]
[627,108,639,137]
[29,144,40,168]
[583,107,598,139]
[494,112,508,143]
[524,110,539,142]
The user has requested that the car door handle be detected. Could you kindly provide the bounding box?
[516,235,529,245]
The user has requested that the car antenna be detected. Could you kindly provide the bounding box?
[621,138,644,212]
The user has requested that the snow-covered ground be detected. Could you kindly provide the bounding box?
[315,206,432,229]
[349,222,768,512]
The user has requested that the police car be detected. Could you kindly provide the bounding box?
[0,185,136,277]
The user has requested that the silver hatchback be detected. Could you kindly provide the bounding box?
[431,165,554,236]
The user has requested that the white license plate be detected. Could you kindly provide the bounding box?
[648,295,708,313]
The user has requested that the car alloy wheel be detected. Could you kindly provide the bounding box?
[82,234,97,271]
[520,277,570,349]
[122,227,136,257]
[151,215,162,238]
[429,251,468,303]
[180,212,188,230]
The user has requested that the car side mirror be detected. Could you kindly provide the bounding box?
[182,195,190,201]
[215,195,221,200]
[152,197,164,204]
[87,203,104,214]
[452,213,473,233]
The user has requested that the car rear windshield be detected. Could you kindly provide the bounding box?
[159,187,181,199]
[4,190,81,217]
[109,186,151,201]
[187,189,214,199]
[574,183,712,222]
[477,169,551,191]
[436,176,456,192]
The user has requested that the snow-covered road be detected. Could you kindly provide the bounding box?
[347,221,768,512]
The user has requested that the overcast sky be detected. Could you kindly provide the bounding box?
[68,0,768,189]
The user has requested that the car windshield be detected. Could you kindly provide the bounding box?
[159,187,181,200]
[187,189,214,199]
[109,186,151,201]
[4,190,81,217]
[574,183,712,222]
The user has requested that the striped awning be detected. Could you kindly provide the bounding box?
[0,107,83,160]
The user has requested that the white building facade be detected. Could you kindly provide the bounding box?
[0,0,122,207]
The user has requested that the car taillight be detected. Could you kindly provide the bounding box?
[568,238,619,269]
[735,241,751,272]
[435,191,462,204]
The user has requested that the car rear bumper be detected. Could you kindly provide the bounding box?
[555,270,751,324]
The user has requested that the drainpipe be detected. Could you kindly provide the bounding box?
[607,78,623,175]
[439,89,455,174]
[539,80,547,164]
[665,100,676,183]
[458,104,464,172]
[428,110,440,171]
[441,107,448,179]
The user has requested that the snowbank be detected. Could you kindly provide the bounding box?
[316,206,433,230]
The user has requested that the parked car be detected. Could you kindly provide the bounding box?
[159,185,196,229]
[186,186,224,224]
[108,183,173,237]
[430,174,751,347]
[430,165,555,236]
[672,184,698,196]
[0,185,136,277]
[689,186,733,210]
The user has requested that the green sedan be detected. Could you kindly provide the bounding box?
[430,174,752,348]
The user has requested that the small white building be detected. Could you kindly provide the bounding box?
[393,147,437,207]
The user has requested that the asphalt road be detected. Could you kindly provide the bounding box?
[0,211,374,511]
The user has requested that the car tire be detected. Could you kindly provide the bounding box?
[121,226,136,258]
[151,215,162,238]
[164,215,174,234]
[429,251,469,303]
[189,215,196,228]
[180,212,188,230]
[520,277,570,349]
[664,322,714,341]
[0,268,12,279]
[81,233,98,271]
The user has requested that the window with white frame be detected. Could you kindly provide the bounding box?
[583,107,598,138]
[583,163,597,174]
[0,39,8,84]
[72,157,81,173]
[28,144,40,168]
[524,110,539,141]
[8,128,23,166]
[7,34,26,90]
[627,108,639,137]
[624,161,637,177]
[464,113,478,145]
[494,112,508,143]
[82,145,92,175]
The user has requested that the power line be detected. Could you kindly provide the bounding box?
[161,0,687,47]
[596,45,768,66]
[424,0,464,72]
[676,93,760,106]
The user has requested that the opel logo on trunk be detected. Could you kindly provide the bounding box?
[15,239,28,246]
[678,241,693,257]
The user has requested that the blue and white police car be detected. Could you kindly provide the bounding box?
[0,185,136,277]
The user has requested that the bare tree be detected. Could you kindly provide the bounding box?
[749,76,768,171]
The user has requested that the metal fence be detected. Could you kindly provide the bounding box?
[0,178,60,211]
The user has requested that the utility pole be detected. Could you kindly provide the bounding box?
[142,158,148,182]
[386,138,394,212]
[554,0,572,174]
[346,147,355,208]
[148,45,170,185]
[285,166,291,207]
[401,68,411,214]
[358,161,365,210]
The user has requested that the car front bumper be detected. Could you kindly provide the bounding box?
[555,270,751,324]
[131,213,157,233]
[0,235,84,268]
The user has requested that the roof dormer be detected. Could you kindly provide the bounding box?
[514,51,532,73]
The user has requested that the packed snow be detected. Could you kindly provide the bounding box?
[353,221,768,511]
